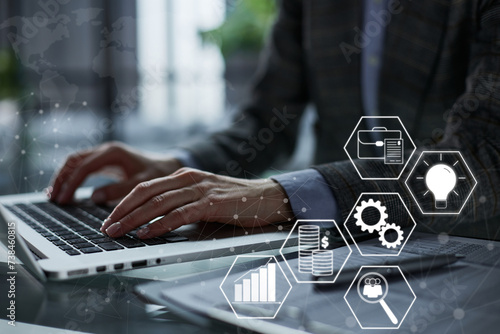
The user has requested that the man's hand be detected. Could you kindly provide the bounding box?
[100,168,293,239]
[49,142,182,204]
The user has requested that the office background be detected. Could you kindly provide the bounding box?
[0,0,316,195]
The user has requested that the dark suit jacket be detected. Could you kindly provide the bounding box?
[182,0,500,237]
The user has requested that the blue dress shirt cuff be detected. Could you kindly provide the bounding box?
[168,149,203,170]
[271,169,341,222]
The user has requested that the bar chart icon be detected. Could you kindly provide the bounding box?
[234,260,277,303]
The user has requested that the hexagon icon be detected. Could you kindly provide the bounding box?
[280,219,351,284]
[219,255,292,319]
[344,116,416,179]
[344,266,416,329]
[344,193,416,256]
[405,151,477,215]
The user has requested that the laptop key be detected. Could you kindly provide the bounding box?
[58,244,73,251]
[73,242,95,249]
[80,229,99,236]
[52,240,66,246]
[65,249,81,256]
[98,243,124,251]
[115,238,146,248]
[164,235,189,243]
[142,238,169,246]
[80,247,103,254]
[67,238,91,245]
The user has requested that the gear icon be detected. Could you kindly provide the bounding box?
[378,223,404,249]
[354,199,388,233]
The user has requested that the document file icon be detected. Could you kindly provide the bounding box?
[357,127,402,161]
[384,139,404,164]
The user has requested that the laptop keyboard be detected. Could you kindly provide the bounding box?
[5,201,188,256]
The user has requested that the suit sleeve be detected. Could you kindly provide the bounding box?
[179,0,308,177]
[313,2,500,237]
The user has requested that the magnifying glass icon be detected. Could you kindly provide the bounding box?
[357,272,398,325]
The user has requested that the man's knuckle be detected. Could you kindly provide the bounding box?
[134,181,150,194]
[150,194,165,209]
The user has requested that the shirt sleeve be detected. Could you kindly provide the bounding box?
[168,149,203,170]
[271,169,341,222]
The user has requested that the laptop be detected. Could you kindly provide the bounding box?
[0,188,294,281]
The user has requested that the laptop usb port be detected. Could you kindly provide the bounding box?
[132,260,147,268]
[96,266,106,273]
[114,263,124,270]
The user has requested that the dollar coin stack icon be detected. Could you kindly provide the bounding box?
[298,225,320,273]
[312,248,333,276]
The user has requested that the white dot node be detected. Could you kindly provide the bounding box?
[54,144,59,148]
[105,298,110,303]
[283,198,289,203]
[24,177,27,180]
[245,231,248,235]
[325,230,330,236]
[260,196,263,200]
[288,218,291,221]
[278,225,283,230]
[210,202,213,205]
[21,150,26,155]
[479,196,486,203]
[229,247,234,252]
[265,239,270,244]
[200,281,205,286]
[419,281,427,289]
[277,211,281,214]
[30,92,34,95]
[438,232,449,244]
[293,177,297,181]
[453,308,465,320]
[15,135,19,140]
[82,101,87,106]
[53,128,58,132]
[43,121,46,124]
[345,317,356,328]
[301,207,307,213]
[233,214,238,219]
[24,123,27,127]
[410,325,418,333]
[55,103,60,108]
[487,243,494,251]
[241,197,247,202]
[39,109,43,114]
[39,171,44,175]
[177,258,182,263]
[254,215,258,219]
[33,138,36,141]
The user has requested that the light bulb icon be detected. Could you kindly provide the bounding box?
[425,164,457,209]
